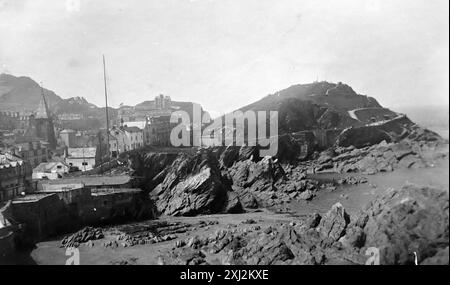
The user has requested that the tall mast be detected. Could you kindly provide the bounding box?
[103,55,111,170]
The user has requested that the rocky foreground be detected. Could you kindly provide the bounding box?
[152,183,448,265]
[53,182,448,265]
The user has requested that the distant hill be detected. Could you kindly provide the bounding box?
[0,73,63,111]
[0,73,117,130]
[0,73,203,131]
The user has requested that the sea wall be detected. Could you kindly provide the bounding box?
[8,187,152,247]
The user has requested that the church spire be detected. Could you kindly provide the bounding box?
[35,82,51,119]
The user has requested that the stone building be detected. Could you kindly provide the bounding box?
[4,138,49,169]
[108,126,144,156]
[147,115,172,146]
[122,121,152,146]
[59,129,76,148]
[122,126,144,150]
[109,127,127,158]
[0,152,32,202]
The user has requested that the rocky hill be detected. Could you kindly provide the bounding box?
[235,81,394,133]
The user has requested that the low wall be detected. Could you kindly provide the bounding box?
[11,194,71,243]
[81,189,147,225]
[8,187,152,245]
[0,227,15,263]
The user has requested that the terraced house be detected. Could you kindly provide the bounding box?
[0,152,32,202]
[4,138,49,168]
[122,126,144,150]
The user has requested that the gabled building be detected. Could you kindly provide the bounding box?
[32,161,70,180]
[109,127,127,158]
[3,137,49,169]
[65,147,97,172]
[122,126,144,150]
[122,121,152,146]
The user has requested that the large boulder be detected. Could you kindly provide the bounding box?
[319,202,350,241]
[152,150,243,216]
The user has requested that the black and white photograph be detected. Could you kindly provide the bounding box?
[0,0,448,270]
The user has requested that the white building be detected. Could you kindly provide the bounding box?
[122,126,144,151]
[65,147,97,172]
[122,121,152,145]
[32,161,70,180]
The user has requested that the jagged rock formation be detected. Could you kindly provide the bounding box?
[227,156,319,208]
[157,183,449,265]
[150,150,243,216]
[315,139,445,174]
[129,152,180,192]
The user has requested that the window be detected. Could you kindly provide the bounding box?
[57,165,62,169]
[82,162,88,166]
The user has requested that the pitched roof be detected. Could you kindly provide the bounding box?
[67,147,97,158]
[33,161,68,173]
[123,121,147,130]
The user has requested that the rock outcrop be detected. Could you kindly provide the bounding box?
[60,227,104,248]
[151,150,243,216]
[315,139,445,174]
[228,157,319,207]
[129,152,179,192]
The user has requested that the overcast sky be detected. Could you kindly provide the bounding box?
[0,0,448,116]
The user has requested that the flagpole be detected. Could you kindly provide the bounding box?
[103,55,111,175]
